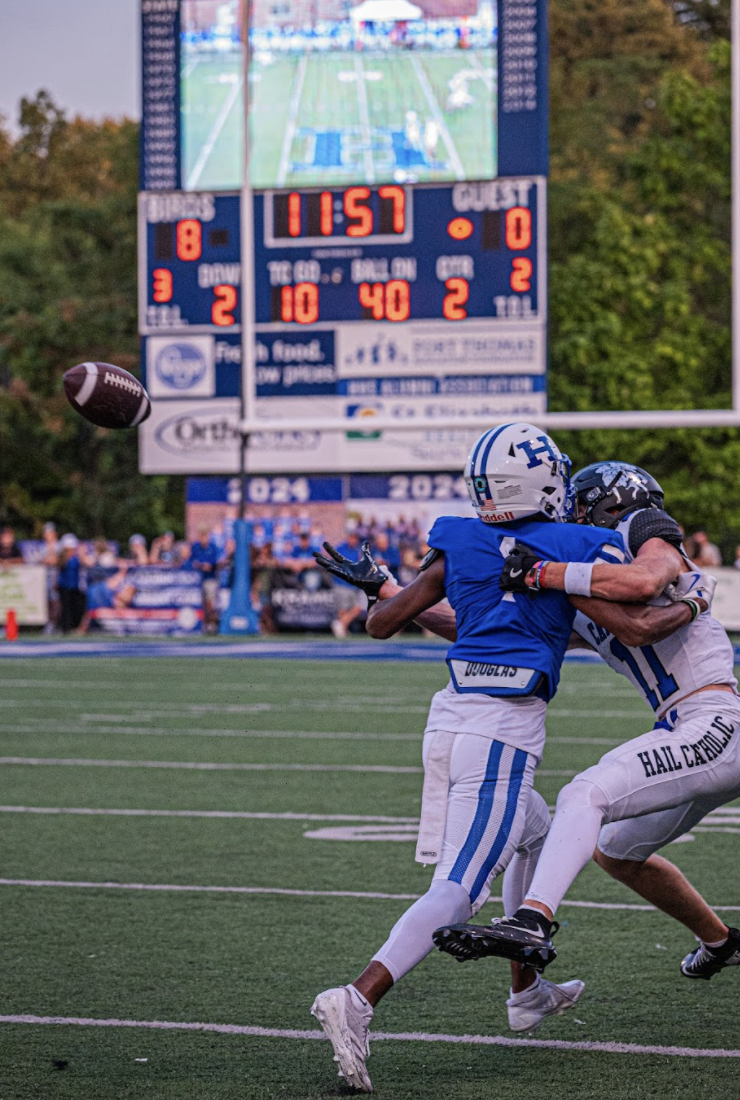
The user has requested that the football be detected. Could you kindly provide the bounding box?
[63,361,151,430]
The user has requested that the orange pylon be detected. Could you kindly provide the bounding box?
[5,609,18,641]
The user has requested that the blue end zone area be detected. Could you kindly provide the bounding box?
[292,127,434,172]
[0,640,611,662]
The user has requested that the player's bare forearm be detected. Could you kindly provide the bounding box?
[569,595,706,648]
[375,576,457,642]
[542,539,683,603]
[367,558,447,639]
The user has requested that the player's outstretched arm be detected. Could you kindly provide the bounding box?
[501,539,683,603]
[366,556,448,639]
[570,594,709,648]
[370,577,457,641]
[550,539,683,603]
[314,542,456,641]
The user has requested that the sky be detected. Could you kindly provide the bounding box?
[0,0,139,131]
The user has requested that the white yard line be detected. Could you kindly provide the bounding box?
[0,806,419,823]
[0,756,574,777]
[0,722,624,745]
[0,722,423,741]
[354,55,375,183]
[2,804,738,826]
[3,877,740,912]
[0,699,430,714]
[1,1013,739,1058]
[0,756,422,774]
[276,54,307,187]
[408,53,465,179]
[185,74,243,190]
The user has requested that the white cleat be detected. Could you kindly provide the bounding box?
[507,976,585,1033]
[311,985,373,1092]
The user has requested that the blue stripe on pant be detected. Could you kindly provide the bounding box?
[448,742,528,905]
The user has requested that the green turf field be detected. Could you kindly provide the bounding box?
[2,656,740,1099]
[181,49,496,191]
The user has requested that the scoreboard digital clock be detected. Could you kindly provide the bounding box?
[254,180,543,328]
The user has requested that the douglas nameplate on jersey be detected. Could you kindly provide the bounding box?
[449,660,540,693]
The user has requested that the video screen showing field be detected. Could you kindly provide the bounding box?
[181,0,497,191]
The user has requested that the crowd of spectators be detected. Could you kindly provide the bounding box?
[0,514,430,635]
[6,516,740,636]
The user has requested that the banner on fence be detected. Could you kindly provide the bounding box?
[90,568,203,636]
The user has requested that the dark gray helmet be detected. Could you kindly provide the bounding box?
[572,462,664,528]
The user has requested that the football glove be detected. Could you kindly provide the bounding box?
[664,569,717,608]
[313,541,389,602]
[499,543,543,592]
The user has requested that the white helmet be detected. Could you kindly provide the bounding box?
[464,422,572,523]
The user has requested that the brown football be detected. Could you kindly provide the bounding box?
[63,362,151,429]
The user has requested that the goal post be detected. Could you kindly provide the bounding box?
[238,408,740,435]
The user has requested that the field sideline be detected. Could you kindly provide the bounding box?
[2,656,740,1099]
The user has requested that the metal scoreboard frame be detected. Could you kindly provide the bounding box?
[138,0,550,475]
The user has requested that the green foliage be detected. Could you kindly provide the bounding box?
[0,92,183,540]
[549,34,736,552]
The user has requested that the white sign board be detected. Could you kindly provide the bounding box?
[710,569,740,633]
[0,565,48,626]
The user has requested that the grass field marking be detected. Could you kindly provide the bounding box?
[0,721,625,745]
[5,877,740,913]
[0,721,423,741]
[0,879,422,901]
[408,53,465,179]
[182,56,200,79]
[277,54,307,187]
[0,756,575,777]
[354,55,375,183]
[2,1014,740,1058]
[0,805,419,823]
[185,71,244,190]
[0,755,422,774]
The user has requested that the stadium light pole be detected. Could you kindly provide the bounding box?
[733,0,740,411]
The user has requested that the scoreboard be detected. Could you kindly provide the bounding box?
[255,183,542,326]
[138,0,549,475]
[140,181,542,331]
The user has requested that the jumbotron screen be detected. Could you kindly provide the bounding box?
[181,0,497,191]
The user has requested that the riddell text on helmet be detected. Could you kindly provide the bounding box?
[480,509,516,523]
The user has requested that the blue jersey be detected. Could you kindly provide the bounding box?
[428,516,624,702]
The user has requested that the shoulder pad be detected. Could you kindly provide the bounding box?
[419,547,443,572]
[628,508,683,556]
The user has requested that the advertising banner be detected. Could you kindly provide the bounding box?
[90,567,203,635]
[709,569,740,633]
[145,334,216,398]
[269,569,339,632]
[0,566,48,626]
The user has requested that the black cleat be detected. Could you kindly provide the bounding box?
[433,916,559,973]
[681,927,740,980]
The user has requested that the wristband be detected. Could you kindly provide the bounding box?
[563,562,594,598]
[526,560,550,591]
[679,596,702,622]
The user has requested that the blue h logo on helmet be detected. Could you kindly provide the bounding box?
[515,435,559,469]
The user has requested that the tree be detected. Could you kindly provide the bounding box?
[549,42,738,550]
[0,92,183,540]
